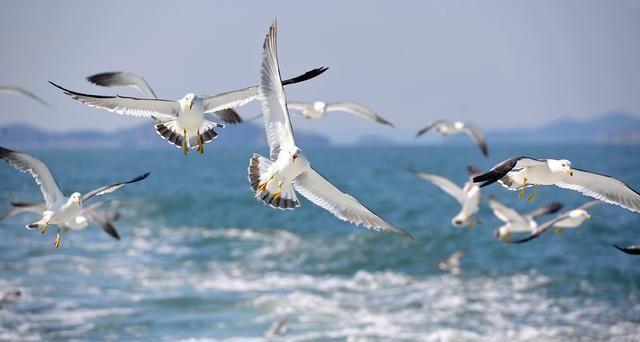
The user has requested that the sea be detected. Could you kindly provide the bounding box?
[0,144,639,341]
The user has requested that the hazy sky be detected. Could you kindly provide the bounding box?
[0,1,639,143]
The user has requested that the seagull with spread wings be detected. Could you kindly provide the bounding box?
[0,201,121,240]
[488,196,564,242]
[0,146,148,247]
[411,166,483,228]
[247,22,411,239]
[509,200,600,243]
[287,101,394,127]
[50,67,327,155]
[473,156,640,212]
[87,71,252,124]
[0,86,52,107]
[416,119,488,156]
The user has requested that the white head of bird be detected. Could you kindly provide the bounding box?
[69,192,82,206]
[548,159,573,176]
[495,227,512,242]
[312,101,326,113]
[181,93,200,111]
[453,121,465,130]
[569,209,592,222]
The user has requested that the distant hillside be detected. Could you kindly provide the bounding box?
[487,112,640,144]
[0,122,330,150]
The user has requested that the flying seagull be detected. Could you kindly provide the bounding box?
[0,201,121,240]
[489,196,564,242]
[247,22,412,239]
[0,146,148,247]
[438,250,464,275]
[614,244,640,255]
[50,67,327,155]
[411,166,483,228]
[287,101,394,127]
[0,290,21,309]
[509,200,600,243]
[473,156,640,212]
[0,86,52,107]
[87,71,247,124]
[416,119,488,156]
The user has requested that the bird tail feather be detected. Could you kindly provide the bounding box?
[154,120,184,148]
[248,154,299,210]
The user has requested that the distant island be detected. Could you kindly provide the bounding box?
[0,112,638,149]
[0,122,330,150]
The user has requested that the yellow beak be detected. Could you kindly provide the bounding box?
[567,169,574,176]
[187,99,193,110]
[74,198,81,205]
[586,214,592,220]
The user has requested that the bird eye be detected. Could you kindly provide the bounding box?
[562,164,566,167]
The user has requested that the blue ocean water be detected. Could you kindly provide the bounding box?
[0,144,639,341]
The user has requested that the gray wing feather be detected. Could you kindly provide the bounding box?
[325,102,394,127]
[0,86,52,107]
[294,168,413,239]
[81,172,149,203]
[556,169,640,213]
[0,147,63,207]
[416,119,450,137]
[86,71,158,98]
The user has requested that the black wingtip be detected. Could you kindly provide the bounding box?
[614,244,640,255]
[547,202,564,214]
[86,72,118,85]
[281,67,330,86]
[127,172,150,184]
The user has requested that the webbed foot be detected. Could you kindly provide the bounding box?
[518,178,528,199]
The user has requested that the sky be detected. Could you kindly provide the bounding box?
[0,0,639,144]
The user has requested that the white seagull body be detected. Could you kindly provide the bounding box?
[247,22,411,239]
[412,166,482,228]
[509,200,600,243]
[474,156,640,213]
[287,101,395,127]
[0,146,148,246]
[416,119,488,156]
[50,67,327,155]
[489,196,563,242]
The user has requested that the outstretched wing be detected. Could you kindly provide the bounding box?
[524,202,564,220]
[510,212,573,244]
[473,156,545,187]
[202,67,328,115]
[0,147,64,207]
[416,119,450,137]
[411,171,464,204]
[325,102,394,127]
[212,108,244,124]
[82,204,121,240]
[86,71,158,98]
[81,172,150,203]
[0,201,46,221]
[556,169,640,213]
[49,81,179,121]
[0,86,52,107]
[488,196,525,223]
[258,22,297,160]
[462,125,488,156]
[294,168,413,239]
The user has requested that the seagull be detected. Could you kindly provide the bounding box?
[247,22,412,239]
[0,201,121,240]
[0,86,52,107]
[489,195,564,242]
[0,290,21,309]
[509,200,601,243]
[0,146,148,247]
[411,166,483,228]
[473,156,640,212]
[614,245,640,255]
[86,71,246,125]
[416,119,488,156]
[438,250,464,275]
[287,101,394,127]
[265,317,289,337]
[50,67,327,155]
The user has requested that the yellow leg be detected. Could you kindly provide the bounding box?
[555,227,564,235]
[466,219,473,229]
[527,184,538,203]
[518,178,528,199]
[197,131,204,154]
[54,228,61,248]
[183,129,188,156]
[271,182,283,201]
[257,174,275,192]
[40,221,49,235]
